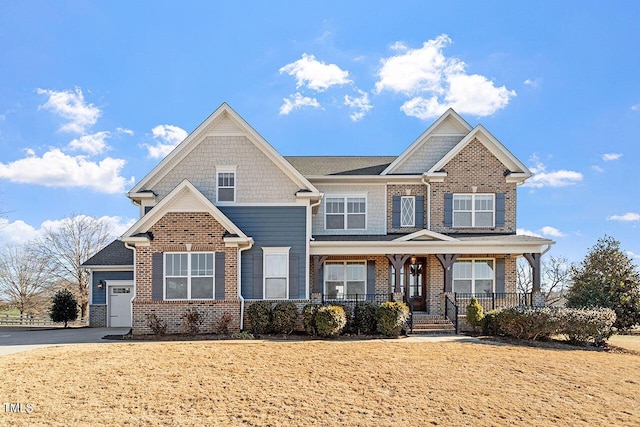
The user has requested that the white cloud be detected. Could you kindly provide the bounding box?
[591,165,605,173]
[142,124,188,159]
[522,157,582,188]
[344,89,372,122]
[631,104,640,111]
[117,127,134,136]
[607,212,640,222]
[517,228,542,238]
[68,131,111,155]
[626,251,640,260]
[375,34,515,119]
[523,78,542,88]
[279,93,321,116]
[540,226,566,237]
[0,215,135,247]
[279,53,351,92]
[0,149,132,193]
[37,87,101,134]
[602,152,622,161]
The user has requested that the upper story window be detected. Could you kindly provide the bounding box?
[263,247,290,299]
[216,167,236,203]
[452,259,494,295]
[165,252,215,300]
[325,196,366,230]
[400,196,415,227]
[453,194,494,228]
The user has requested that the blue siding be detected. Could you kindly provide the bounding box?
[220,206,307,299]
[92,270,134,304]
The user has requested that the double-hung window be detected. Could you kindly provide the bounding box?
[452,259,494,295]
[453,194,494,227]
[324,261,366,299]
[216,167,236,203]
[400,196,415,227]
[165,252,214,300]
[263,248,289,299]
[325,196,366,230]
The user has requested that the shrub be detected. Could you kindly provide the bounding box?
[466,298,484,333]
[247,301,272,335]
[302,304,320,336]
[180,308,205,335]
[481,309,501,336]
[377,301,409,337]
[331,303,353,333]
[145,313,167,335]
[49,289,79,328]
[315,305,346,338]
[271,302,298,335]
[231,331,255,340]
[214,312,234,335]
[560,307,616,347]
[353,302,379,334]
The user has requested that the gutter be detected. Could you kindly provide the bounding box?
[237,242,254,331]
[421,174,431,230]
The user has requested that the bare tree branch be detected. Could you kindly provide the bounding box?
[517,255,570,306]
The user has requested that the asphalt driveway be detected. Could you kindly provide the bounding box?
[0,326,130,356]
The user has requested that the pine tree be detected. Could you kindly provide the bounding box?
[50,289,79,328]
[566,236,640,330]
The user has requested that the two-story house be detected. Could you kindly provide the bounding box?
[83,103,553,333]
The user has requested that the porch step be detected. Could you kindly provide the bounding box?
[409,312,456,335]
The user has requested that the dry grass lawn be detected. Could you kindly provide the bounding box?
[1,338,639,426]
[609,334,640,353]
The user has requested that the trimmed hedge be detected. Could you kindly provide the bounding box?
[377,301,409,337]
[247,301,272,335]
[271,302,298,335]
[315,305,346,338]
[466,297,484,333]
[353,302,379,335]
[302,304,320,336]
[483,306,616,347]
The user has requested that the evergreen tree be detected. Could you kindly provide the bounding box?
[50,289,79,328]
[566,236,640,329]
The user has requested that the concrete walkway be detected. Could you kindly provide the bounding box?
[0,326,130,356]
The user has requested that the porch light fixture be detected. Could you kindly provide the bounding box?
[97,280,104,289]
[410,256,417,265]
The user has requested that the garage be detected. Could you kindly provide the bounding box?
[108,282,133,327]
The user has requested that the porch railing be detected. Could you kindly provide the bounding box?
[444,294,459,333]
[321,293,392,307]
[454,292,532,312]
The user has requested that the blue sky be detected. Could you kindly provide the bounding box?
[0,1,638,264]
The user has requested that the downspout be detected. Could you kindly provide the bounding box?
[541,244,552,255]
[124,241,136,332]
[421,174,431,230]
[238,242,253,331]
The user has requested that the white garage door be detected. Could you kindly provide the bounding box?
[109,285,133,327]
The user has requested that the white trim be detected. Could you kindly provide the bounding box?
[452,193,495,228]
[307,176,422,184]
[452,258,495,294]
[394,229,458,242]
[262,247,290,300]
[216,165,237,204]
[163,252,216,301]
[400,196,416,227]
[323,260,367,300]
[324,194,368,231]
[382,108,473,175]
[85,265,134,271]
[129,103,318,196]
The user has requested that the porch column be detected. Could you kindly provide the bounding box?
[436,254,460,292]
[386,254,410,293]
[312,255,328,294]
[523,253,542,293]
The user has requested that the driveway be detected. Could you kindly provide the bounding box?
[0,326,130,356]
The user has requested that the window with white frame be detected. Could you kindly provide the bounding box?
[263,248,289,299]
[216,168,236,202]
[324,261,366,299]
[452,259,494,295]
[453,194,494,227]
[165,252,215,300]
[401,196,415,227]
[325,196,366,230]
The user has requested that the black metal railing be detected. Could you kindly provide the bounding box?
[321,293,392,307]
[444,294,459,333]
[454,292,532,312]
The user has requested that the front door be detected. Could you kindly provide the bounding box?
[406,257,426,312]
[109,285,133,327]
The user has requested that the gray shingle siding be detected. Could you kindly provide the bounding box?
[220,206,307,299]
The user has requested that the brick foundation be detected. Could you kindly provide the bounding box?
[89,304,107,327]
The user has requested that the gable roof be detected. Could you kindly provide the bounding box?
[82,239,133,267]
[427,124,531,181]
[121,179,251,244]
[285,156,396,176]
[382,108,473,175]
[129,103,318,197]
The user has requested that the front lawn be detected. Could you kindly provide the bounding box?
[1,339,638,426]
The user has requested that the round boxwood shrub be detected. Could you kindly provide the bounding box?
[271,301,298,335]
[353,302,379,334]
[315,305,346,338]
[331,303,354,333]
[302,304,320,336]
[377,301,409,337]
[247,301,272,335]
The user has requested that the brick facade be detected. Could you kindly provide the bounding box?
[386,184,427,233]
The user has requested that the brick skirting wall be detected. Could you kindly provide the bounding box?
[88,304,107,327]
